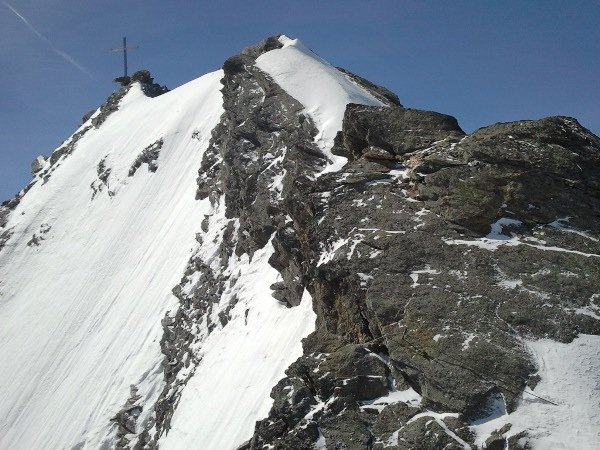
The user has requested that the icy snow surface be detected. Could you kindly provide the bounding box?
[256,35,385,173]
[471,334,600,449]
[0,72,224,449]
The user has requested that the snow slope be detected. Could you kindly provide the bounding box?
[160,241,316,449]
[0,72,224,449]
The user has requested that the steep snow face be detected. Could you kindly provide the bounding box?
[0,71,224,449]
[256,35,385,173]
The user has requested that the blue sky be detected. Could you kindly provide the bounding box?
[1,0,599,200]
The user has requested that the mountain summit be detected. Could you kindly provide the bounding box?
[1,35,599,450]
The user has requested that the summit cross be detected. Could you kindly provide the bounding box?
[111,36,139,78]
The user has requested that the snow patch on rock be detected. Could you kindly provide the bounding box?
[470,334,600,449]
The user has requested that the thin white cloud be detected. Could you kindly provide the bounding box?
[3,1,93,78]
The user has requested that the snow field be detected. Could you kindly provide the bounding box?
[161,236,316,449]
[0,71,224,449]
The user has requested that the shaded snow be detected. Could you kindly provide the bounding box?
[487,217,522,240]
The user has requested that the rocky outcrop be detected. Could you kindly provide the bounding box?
[336,67,402,107]
[113,386,145,449]
[132,70,169,98]
[408,116,600,235]
[0,180,37,252]
[129,139,164,176]
[90,157,113,199]
[113,70,169,97]
[30,155,46,175]
[243,107,599,448]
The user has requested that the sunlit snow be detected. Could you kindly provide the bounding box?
[0,72,224,449]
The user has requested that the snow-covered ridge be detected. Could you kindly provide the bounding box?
[256,35,386,173]
[0,71,225,449]
[4,33,594,450]
[0,34,375,449]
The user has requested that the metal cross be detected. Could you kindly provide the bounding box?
[111,37,139,77]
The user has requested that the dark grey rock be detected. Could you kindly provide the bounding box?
[26,223,51,247]
[1,180,37,253]
[114,76,131,86]
[333,103,465,160]
[116,69,169,97]
[241,64,599,449]
[241,35,284,59]
[129,139,164,176]
[131,70,154,84]
[112,385,144,449]
[389,415,474,449]
[82,109,96,123]
[408,116,600,234]
[91,157,113,199]
[92,89,129,128]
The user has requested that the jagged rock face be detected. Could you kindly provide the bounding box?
[411,116,600,234]
[1,35,599,450]
[135,37,329,449]
[242,105,600,448]
[336,104,464,160]
[335,68,402,107]
[229,57,598,449]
